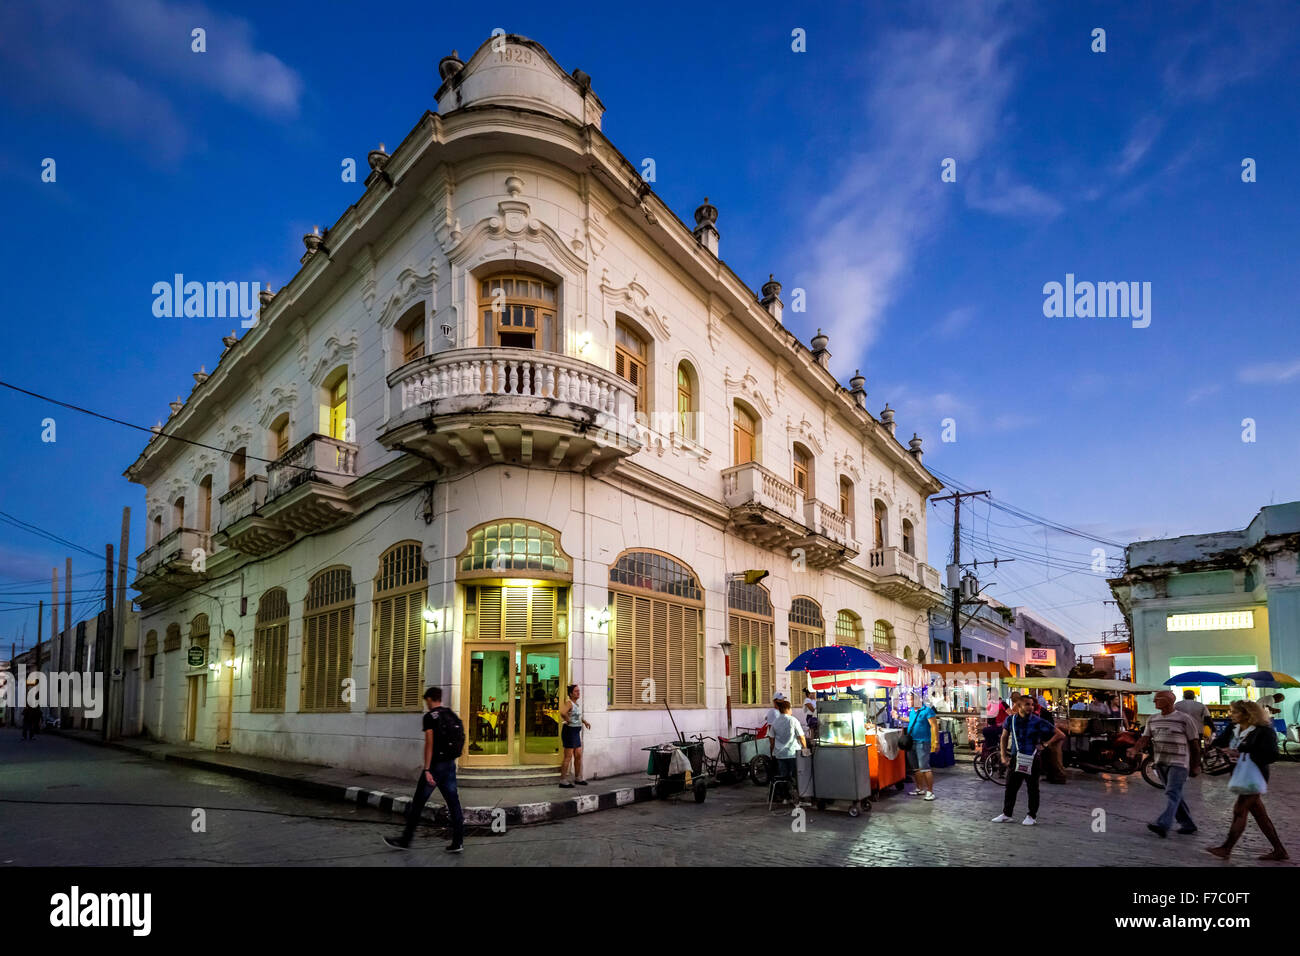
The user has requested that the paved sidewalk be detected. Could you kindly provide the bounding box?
[52,729,657,828]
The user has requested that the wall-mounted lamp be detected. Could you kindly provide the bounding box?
[576,331,593,355]
[422,606,444,631]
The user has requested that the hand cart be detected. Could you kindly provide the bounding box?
[642,741,710,803]
[717,726,774,786]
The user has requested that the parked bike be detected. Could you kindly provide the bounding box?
[1139,743,1232,789]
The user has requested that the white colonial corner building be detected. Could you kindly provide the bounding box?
[124,35,945,781]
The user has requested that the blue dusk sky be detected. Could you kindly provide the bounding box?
[0,0,1296,655]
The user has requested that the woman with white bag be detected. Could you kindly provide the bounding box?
[1206,700,1288,861]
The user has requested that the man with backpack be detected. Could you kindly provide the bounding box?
[385,687,466,853]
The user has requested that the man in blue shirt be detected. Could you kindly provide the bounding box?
[906,692,939,801]
[993,694,1064,825]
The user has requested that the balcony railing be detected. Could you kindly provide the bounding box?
[721,462,803,521]
[138,528,212,577]
[266,434,358,501]
[218,474,267,528]
[392,347,633,421]
[804,498,852,545]
[920,563,941,592]
[869,546,919,581]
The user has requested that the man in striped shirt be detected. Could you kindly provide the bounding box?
[1131,690,1201,837]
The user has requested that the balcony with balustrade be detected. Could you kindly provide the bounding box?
[721,462,811,553]
[868,545,944,608]
[133,527,213,600]
[215,474,293,556]
[798,498,860,569]
[260,434,359,535]
[380,347,642,476]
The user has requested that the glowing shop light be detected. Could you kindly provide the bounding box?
[1166,611,1254,632]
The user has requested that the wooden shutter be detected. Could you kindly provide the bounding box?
[504,586,530,641]
[634,595,652,701]
[613,590,635,706]
[373,594,394,710]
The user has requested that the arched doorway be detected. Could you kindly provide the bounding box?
[458,520,572,768]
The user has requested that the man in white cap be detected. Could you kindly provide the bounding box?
[763,693,787,733]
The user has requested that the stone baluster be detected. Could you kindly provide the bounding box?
[543,364,555,398]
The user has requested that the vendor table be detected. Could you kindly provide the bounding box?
[867,731,906,792]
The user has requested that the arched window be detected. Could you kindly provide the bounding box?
[190,613,210,656]
[873,499,888,550]
[608,551,704,709]
[789,597,825,661]
[835,610,862,646]
[372,542,429,712]
[229,448,247,486]
[873,619,895,654]
[902,519,915,556]
[733,401,758,466]
[676,362,697,440]
[839,476,855,524]
[301,566,355,712]
[144,630,158,680]
[792,443,813,496]
[903,646,912,662]
[396,303,426,363]
[322,367,349,442]
[164,622,182,653]
[918,648,927,665]
[151,515,163,546]
[270,413,290,460]
[615,320,650,414]
[172,497,186,531]
[252,588,289,712]
[458,520,571,579]
[479,274,557,351]
[198,476,213,532]
[728,578,774,706]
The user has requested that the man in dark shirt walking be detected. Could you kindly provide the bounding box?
[992,694,1064,825]
[385,687,466,853]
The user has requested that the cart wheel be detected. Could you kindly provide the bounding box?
[894,781,906,792]
[749,755,771,786]
[816,799,827,811]
[862,797,872,812]
[848,803,861,817]
[693,783,707,804]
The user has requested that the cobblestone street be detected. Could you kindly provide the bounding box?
[3,731,1296,867]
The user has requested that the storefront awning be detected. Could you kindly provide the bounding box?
[924,661,1012,679]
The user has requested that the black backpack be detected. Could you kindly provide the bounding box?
[431,708,466,763]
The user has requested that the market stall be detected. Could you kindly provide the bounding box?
[787,645,907,813]
[923,661,1013,749]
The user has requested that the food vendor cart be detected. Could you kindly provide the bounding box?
[796,698,872,817]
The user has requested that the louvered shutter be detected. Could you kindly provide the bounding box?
[374,595,393,710]
[504,586,530,641]
[302,615,318,710]
[613,591,635,706]
[667,602,683,706]
[479,586,502,640]
[652,599,668,705]
[402,592,423,708]
[634,595,652,702]
[530,586,555,640]
[729,614,741,706]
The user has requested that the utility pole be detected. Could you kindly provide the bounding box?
[62,557,72,728]
[110,507,130,741]
[932,490,989,662]
[100,542,114,739]
[50,569,59,713]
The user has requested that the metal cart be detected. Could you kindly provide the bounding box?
[643,741,710,803]
[797,698,872,817]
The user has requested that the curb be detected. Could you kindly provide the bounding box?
[53,729,663,829]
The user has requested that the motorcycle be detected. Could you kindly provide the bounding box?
[1060,716,1141,774]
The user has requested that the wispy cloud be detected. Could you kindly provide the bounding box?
[1238,359,1300,385]
[1186,383,1223,404]
[797,0,1024,370]
[1114,114,1163,177]
[965,171,1063,219]
[934,306,977,339]
[0,0,302,162]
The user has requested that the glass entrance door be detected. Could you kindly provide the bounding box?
[519,645,564,765]
[466,647,513,766]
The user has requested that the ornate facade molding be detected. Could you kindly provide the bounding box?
[600,269,670,339]
[308,330,359,387]
[377,265,437,329]
[258,383,300,429]
[724,367,774,418]
[834,451,864,485]
[785,415,824,455]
